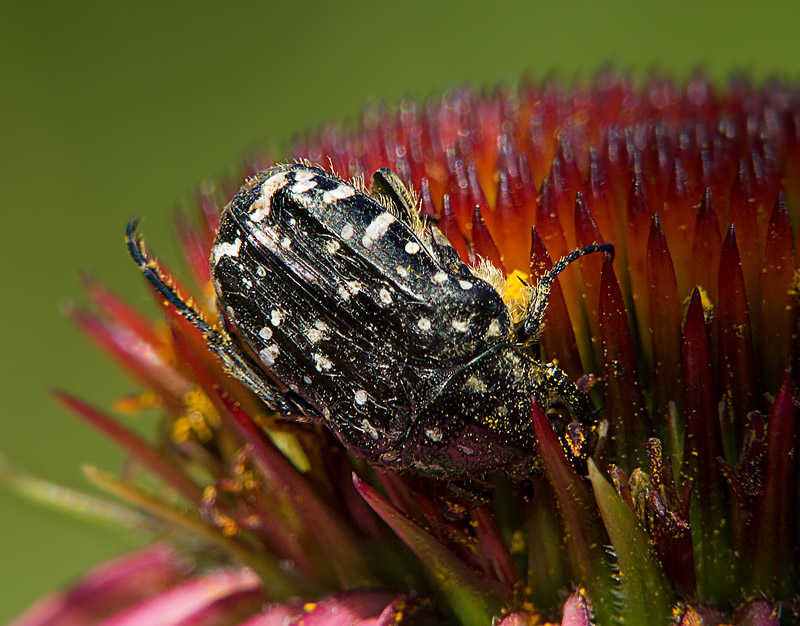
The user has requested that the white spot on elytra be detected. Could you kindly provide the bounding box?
[362,212,396,248]
[459,280,473,290]
[396,266,409,278]
[325,240,341,254]
[313,353,332,372]
[281,236,291,249]
[294,169,317,182]
[270,309,283,326]
[314,320,329,331]
[259,344,279,367]
[323,183,355,203]
[291,180,317,194]
[337,280,362,301]
[291,170,317,194]
[405,241,421,254]
[256,266,267,278]
[465,375,487,393]
[248,197,266,218]
[307,327,325,343]
[258,327,273,341]
[341,223,355,240]
[354,389,368,405]
[417,317,432,331]
[425,427,443,442]
[431,271,448,284]
[487,318,501,337]
[451,319,469,332]
[360,419,379,440]
[212,238,242,265]
[379,288,392,304]
[251,172,288,221]
[303,375,312,384]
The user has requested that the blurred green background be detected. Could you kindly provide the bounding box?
[2,0,799,620]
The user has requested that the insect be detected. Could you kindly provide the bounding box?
[127,163,613,477]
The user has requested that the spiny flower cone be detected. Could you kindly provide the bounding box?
[10,73,800,626]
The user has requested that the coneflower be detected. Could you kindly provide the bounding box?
[9,73,799,626]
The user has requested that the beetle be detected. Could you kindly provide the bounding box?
[127,163,612,478]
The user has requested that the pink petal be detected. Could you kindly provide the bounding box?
[98,568,265,626]
[561,590,594,626]
[238,591,404,626]
[10,545,189,626]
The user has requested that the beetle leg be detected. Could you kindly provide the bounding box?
[370,168,425,235]
[529,358,592,424]
[126,220,307,416]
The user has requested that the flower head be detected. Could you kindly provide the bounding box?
[10,73,800,626]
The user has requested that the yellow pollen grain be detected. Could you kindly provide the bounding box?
[170,388,221,444]
[509,529,526,554]
[218,516,239,536]
[113,391,161,413]
[684,285,714,323]
[792,268,800,294]
[188,412,214,442]
[503,269,530,302]
[503,269,533,323]
[303,602,317,612]
[202,486,217,504]
[171,416,192,444]
[182,388,221,427]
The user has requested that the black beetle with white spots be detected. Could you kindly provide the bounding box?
[128,164,613,478]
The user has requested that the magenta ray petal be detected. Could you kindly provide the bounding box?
[97,568,265,626]
[234,600,306,626]
[10,545,189,626]
[560,590,594,626]
[239,590,407,626]
[732,599,782,626]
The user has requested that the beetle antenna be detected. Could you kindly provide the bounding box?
[522,242,614,342]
